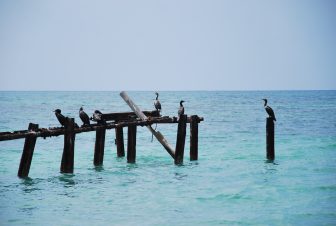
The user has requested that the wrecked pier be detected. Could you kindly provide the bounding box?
[0,92,204,178]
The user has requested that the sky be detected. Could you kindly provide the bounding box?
[0,0,335,91]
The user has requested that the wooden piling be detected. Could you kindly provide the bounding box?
[94,128,106,166]
[175,114,187,165]
[115,126,125,157]
[60,118,76,173]
[127,125,137,163]
[190,115,199,161]
[18,123,39,178]
[266,117,275,160]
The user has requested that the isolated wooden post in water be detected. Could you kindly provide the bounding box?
[266,118,275,160]
[60,118,76,173]
[18,123,39,178]
[115,126,125,157]
[175,114,187,165]
[94,128,106,166]
[190,115,199,161]
[127,125,137,163]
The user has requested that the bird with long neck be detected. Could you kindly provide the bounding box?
[79,106,90,126]
[178,100,185,118]
[154,92,162,114]
[262,99,276,121]
[53,109,66,126]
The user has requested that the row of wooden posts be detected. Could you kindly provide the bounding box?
[16,114,274,178]
[15,114,202,178]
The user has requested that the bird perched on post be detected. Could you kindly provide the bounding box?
[154,92,162,114]
[178,100,185,118]
[79,106,90,126]
[262,99,276,121]
[91,110,105,124]
[53,109,66,127]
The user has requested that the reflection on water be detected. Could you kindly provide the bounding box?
[94,165,105,172]
[58,174,76,187]
[20,177,43,193]
[174,172,188,181]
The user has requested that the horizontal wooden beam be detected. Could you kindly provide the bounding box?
[102,110,160,121]
[0,116,203,142]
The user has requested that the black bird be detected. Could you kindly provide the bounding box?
[178,100,185,117]
[262,99,276,121]
[154,92,162,113]
[92,110,105,124]
[79,106,90,126]
[53,109,66,126]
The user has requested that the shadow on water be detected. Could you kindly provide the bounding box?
[58,173,76,187]
[94,165,105,172]
[264,159,279,165]
[20,177,43,193]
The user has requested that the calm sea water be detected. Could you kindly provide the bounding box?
[0,91,335,225]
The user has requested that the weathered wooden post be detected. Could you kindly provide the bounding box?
[190,115,198,161]
[94,128,106,166]
[18,123,39,178]
[115,126,125,157]
[266,118,275,160]
[175,114,187,165]
[127,125,137,163]
[60,118,76,173]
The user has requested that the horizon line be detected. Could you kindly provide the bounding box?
[0,89,335,92]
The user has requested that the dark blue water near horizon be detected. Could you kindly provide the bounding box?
[0,91,335,225]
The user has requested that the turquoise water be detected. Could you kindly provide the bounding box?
[0,91,335,225]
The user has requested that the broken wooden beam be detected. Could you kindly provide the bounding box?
[60,118,76,173]
[18,123,39,178]
[175,114,187,165]
[120,91,175,158]
[102,110,160,121]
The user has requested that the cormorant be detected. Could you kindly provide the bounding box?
[79,106,90,126]
[53,109,66,126]
[262,99,276,121]
[92,110,105,124]
[154,92,162,113]
[178,100,185,117]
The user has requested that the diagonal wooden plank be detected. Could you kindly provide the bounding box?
[120,91,175,158]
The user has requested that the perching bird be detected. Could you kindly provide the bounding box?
[154,92,162,113]
[262,99,276,121]
[53,109,66,126]
[178,100,185,117]
[79,106,90,126]
[92,110,105,124]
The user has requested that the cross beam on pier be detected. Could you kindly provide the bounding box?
[0,116,203,141]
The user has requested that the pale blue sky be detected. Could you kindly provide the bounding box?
[0,0,335,91]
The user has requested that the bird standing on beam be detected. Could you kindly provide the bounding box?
[53,109,66,127]
[262,99,276,121]
[79,106,90,126]
[154,92,162,114]
[178,100,185,118]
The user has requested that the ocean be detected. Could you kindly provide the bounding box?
[0,91,335,225]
